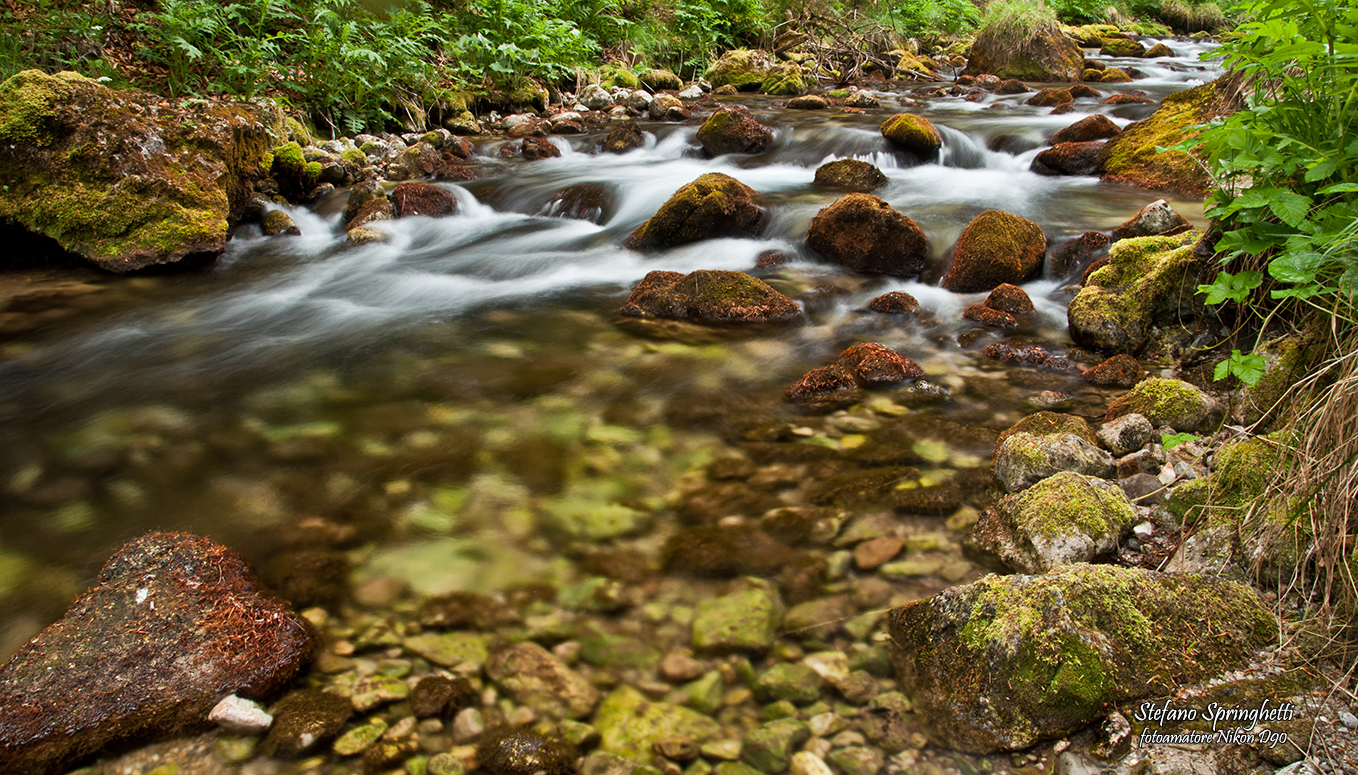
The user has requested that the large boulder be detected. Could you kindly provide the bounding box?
[1051,114,1121,145]
[813,159,887,192]
[0,533,315,774]
[0,70,271,272]
[880,113,942,158]
[625,173,764,249]
[964,26,1084,81]
[760,63,806,95]
[696,106,774,157]
[391,182,457,218]
[1105,377,1216,432]
[973,471,1136,571]
[1066,231,1202,354]
[888,564,1277,752]
[704,49,777,91]
[991,432,1115,492]
[940,210,1046,292]
[619,270,803,324]
[1030,141,1105,176]
[1097,78,1236,197]
[805,193,929,276]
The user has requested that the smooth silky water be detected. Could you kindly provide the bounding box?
[0,41,1218,663]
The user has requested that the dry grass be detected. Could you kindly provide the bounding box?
[1249,327,1358,673]
[972,0,1062,64]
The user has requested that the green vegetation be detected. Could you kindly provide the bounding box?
[974,0,1063,61]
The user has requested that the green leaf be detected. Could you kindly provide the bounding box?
[1214,350,1268,386]
[1267,191,1313,227]
[1161,432,1201,449]
[1198,270,1264,304]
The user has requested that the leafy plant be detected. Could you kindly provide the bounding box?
[1214,348,1268,385]
[1162,431,1203,448]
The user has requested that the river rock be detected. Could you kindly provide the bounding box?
[864,291,920,314]
[392,182,457,218]
[992,431,1115,491]
[813,159,887,192]
[964,25,1084,81]
[0,69,270,272]
[692,578,782,652]
[787,95,828,110]
[1051,114,1121,144]
[696,106,774,156]
[705,49,777,91]
[997,411,1099,450]
[522,136,562,160]
[844,89,881,108]
[1105,377,1216,432]
[346,197,396,231]
[261,210,301,237]
[805,193,929,276]
[940,210,1046,292]
[1098,413,1154,455]
[603,121,646,154]
[619,270,801,324]
[1083,354,1146,387]
[258,689,353,758]
[1031,141,1105,176]
[580,84,613,110]
[1110,199,1190,241]
[1048,230,1111,279]
[888,563,1277,752]
[786,364,866,407]
[974,471,1137,571]
[984,283,1034,314]
[478,729,576,775]
[837,342,924,386]
[1099,36,1146,57]
[649,94,690,121]
[595,686,721,761]
[625,173,765,249]
[1067,232,1203,354]
[1097,78,1234,196]
[879,113,942,158]
[1027,87,1073,108]
[641,68,684,90]
[0,532,315,774]
[486,641,600,719]
[743,719,810,773]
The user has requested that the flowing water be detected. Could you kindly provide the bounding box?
[0,40,1218,665]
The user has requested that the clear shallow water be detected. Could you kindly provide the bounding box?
[0,38,1217,658]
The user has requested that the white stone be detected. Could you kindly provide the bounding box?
[451,707,484,743]
[789,751,834,775]
[208,694,273,734]
[801,651,850,682]
[1133,521,1155,539]
[502,113,536,130]
[553,111,583,124]
[580,84,613,110]
[623,90,654,110]
[844,90,880,108]
[679,85,704,99]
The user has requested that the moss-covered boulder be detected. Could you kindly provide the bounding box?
[787,95,828,110]
[649,94,691,122]
[1097,78,1235,196]
[692,578,783,652]
[619,270,802,324]
[1099,36,1146,57]
[625,173,765,249]
[1106,377,1215,432]
[696,106,775,157]
[761,63,806,95]
[641,68,684,91]
[1238,333,1323,427]
[888,564,1277,752]
[0,70,270,272]
[813,159,887,192]
[705,49,777,91]
[879,113,942,158]
[600,65,642,91]
[964,27,1084,81]
[996,411,1099,450]
[1066,232,1202,354]
[974,471,1135,570]
[940,210,1047,293]
[805,194,929,276]
[602,121,646,154]
[992,432,1115,492]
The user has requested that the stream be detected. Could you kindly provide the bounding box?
[0,36,1218,720]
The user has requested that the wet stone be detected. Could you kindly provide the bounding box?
[864,291,920,314]
[595,686,722,761]
[0,532,315,774]
[582,751,666,775]
[682,672,727,715]
[1098,413,1154,456]
[478,729,577,775]
[486,641,600,720]
[826,746,885,775]
[260,689,354,758]
[692,579,782,653]
[208,694,273,735]
[334,718,388,756]
[402,632,490,671]
[742,718,810,774]
[755,663,823,704]
[853,536,905,569]
[411,675,480,718]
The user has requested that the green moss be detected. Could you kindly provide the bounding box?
[759,64,805,95]
[705,49,775,90]
[260,151,275,174]
[601,65,642,91]
[1068,232,1203,354]
[0,70,88,146]
[284,116,312,146]
[340,148,365,167]
[1016,471,1136,541]
[272,142,305,176]
[880,113,942,153]
[1097,79,1232,196]
[641,68,684,90]
[996,411,1097,449]
[302,161,323,186]
[1106,377,1212,430]
[624,173,763,249]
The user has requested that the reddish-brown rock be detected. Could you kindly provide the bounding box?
[865,291,921,314]
[1051,115,1122,145]
[805,193,930,276]
[625,173,765,250]
[984,283,1035,314]
[787,364,865,406]
[1099,92,1156,105]
[522,136,562,160]
[1083,354,1147,387]
[1069,84,1104,100]
[1048,231,1111,279]
[1031,141,1106,176]
[391,182,458,218]
[813,159,888,192]
[696,106,774,157]
[962,304,1018,329]
[0,533,315,774]
[1027,88,1073,107]
[619,270,802,324]
[983,343,1075,371]
[837,342,925,386]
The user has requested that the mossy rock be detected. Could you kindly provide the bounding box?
[974,471,1136,571]
[805,193,930,277]
[1106,377,1215,432]
[619,270,802,325]
[624,173,765,249]
[0,70,269,272]
[600,65,642,91]
[888,564,1277,752]
[692,578,783,653]
[1066,232,1202,355]
[1097,77,1235,197]
[1159,435,1279,529]
[879,113,942,158]
[696,106,774,157]
[940,210,1046,293]
[1237,333,1324,427]
[760,63,806,96]
[996,411,1098,450]
[595,686,721,761]
[1098,37,1146,57]
[991,432,1114,493]
[640,68,684,91]
[705,49,777,91]
[964,26,1084,81]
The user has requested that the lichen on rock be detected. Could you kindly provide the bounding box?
[974,470,1136,570]
[1066,231,1203,355]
